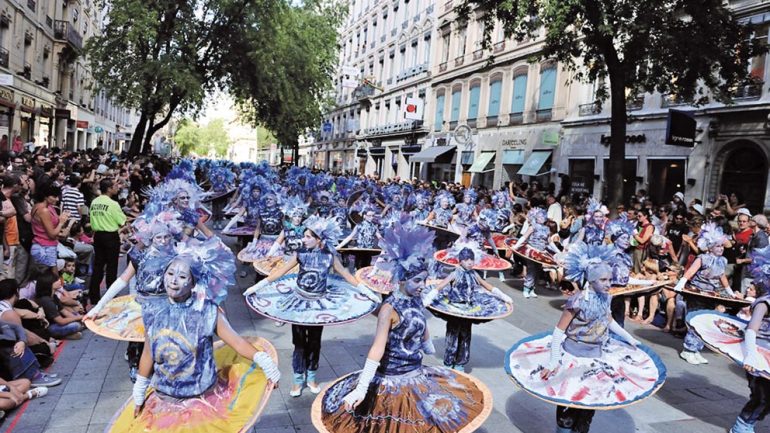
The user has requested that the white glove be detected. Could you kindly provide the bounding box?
[673,277,687,292]
[744,329,764,371]
[342,358,379,408]
[357,283,380,303]
[422,287,440,307]
[513,240,523,249]
[502,224,515,233]
[266,243,281,257]
[609,320,640,347]
[244,279,269,297]
[490,287,513,304]
[253,351,281,383]
[86,278,128,319]
[547,327,565,371]
[421,338,436,355]
[133,374,151,408]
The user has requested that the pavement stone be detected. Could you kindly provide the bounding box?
[0,234,764,432]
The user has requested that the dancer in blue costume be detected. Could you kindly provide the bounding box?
[244,216,375,397]
[425,242,512,371]
[266,195,310,258]
[575,199,606,246]
[514,207,550,298]
[674,222,743,365]
[337,207,382,269]
[452,189,478,231]
[605,216,635,326]
[132,237,280,416]
[491,191,515,234]
[410,192,431,222]
[313,219,492,433]
[730,246,770,433]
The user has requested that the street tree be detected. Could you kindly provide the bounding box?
[174,118,232,157]
[458,0,766,209]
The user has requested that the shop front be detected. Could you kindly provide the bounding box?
[39,106,54,147]
[0,87,14,146]
[19,96,35,143]
[412,144,457,184]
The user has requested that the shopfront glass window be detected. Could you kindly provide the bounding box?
[602,158,637,204]
[568,159,595,200]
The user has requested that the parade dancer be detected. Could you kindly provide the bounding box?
[206,164,235,230]
[574,199,606,246]
[409,191,431,222]
[452,188,479,232]
[514,207,550,298]
[144,178,213,239]
[491,191,515,234]
[337,207,382,269]
[238,188,284,277]
[427,242,512,371]
[505,242,666,433]
[244,216,378,397]
[266,195,310,258]
[313,219,492,433]
[606,216,635,325]
[674,222,742,365]
[121,238,281,433]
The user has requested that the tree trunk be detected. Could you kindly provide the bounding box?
[129,112,149,157]
[142,118,156,155]
[293,143,298,167]
[607,69,628,216]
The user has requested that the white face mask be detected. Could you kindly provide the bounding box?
[164,260,194,302]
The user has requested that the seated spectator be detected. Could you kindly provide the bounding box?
[59,259,85,294]
[34,273,83,340]
[0,279,56,366]
[0,318,60,389]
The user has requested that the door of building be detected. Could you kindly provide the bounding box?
[720,141,767,214]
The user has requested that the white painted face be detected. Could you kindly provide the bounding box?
[440,198,450,209]
[615,234,631,250]
[152,232,172,249]
[164,259,194,302]
[711,244,725,256]
[590,268,612,293]
[291,215,303,225]
[403,270,428,297]
[592,211,605,227]
[460,257,475,270]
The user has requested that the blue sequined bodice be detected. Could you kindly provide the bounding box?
[296,247,334,296]
[493,208,512,232]
[143,298,218,398]
[609,247,632,286]
[283,223,305,254]
[584,225,606,246]
[455,203,475,225]
[259,207,284,236]
[433,208,453,227]
[411,208,430,221]
[690,253,727,292]
[447,268,478,304]
[380,295,425,375]
[529,223,550,250]
[356,221,378,249]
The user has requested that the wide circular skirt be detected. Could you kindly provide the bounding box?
[608,279,670,297]
[355,266,396,295]
[433,250,512,271]
[483,233,512,251]
[313,365,492,433]
[83,295,144,342]
[686,310,770,379]
[505,332,666,409]
[253,256,299,276]
[245,274,379,326]
[680,286,751,308]
[504,240,559,267]
[106,337,276,433]
[203,188,236,203]
[224,225,258,237]
[428,291,513,324]
[237,236,278,263]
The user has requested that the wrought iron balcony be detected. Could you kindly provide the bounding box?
[54,20,83,51]
[472,49,483,60]
[733,82,763,101]
[439,62,447,72]
[536,108,552,122]
[578,102,601,116]
[18,63,31,80]
[510,112,523,125]
[493,41,505,52]
[27,0,35,11]
[626,95,644,111]
[661,93,692,108]
[454,56,464,66]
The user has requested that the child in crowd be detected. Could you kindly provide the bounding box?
[34,273,84,340]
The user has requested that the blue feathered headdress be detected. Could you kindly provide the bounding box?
[493,191,510,208]
[448,238,485,265]
[606,216,635,241]
[305,215,343,249]
[527,207,547,224]
[209,165,235,191]
[377,215,436,282]
[166,159,197,184]
[143,178,208,221]
[281,195,310,218]
[435,191,456,209]
[562,242,614,285]
[463,188,477,202]
[697,222,728,251]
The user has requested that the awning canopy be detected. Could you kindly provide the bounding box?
[517,150,552,176]
[502,149,526,165]
[411,145,456,163]
[468,151,496,173]
[369,147,386,157]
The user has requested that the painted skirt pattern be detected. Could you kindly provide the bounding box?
[317,366,491,433]
[505,332,667,409]
[84,295,144,342]
[237,236,278,263]
[245,274,379,326]
[428,290,513,322]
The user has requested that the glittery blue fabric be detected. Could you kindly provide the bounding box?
[296,247,335,296]
[379,294,425,376]
[584,225,606,246]
[258,207,284,236]
[609,247,632,287]
[690,253,728,293]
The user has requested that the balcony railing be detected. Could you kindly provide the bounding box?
[661,93,693,108]
[439,62,447,72]
[19,63,31,80]
[626,95,644,111]
[467,118,477,128]
[454,55,464,66]
[0,47,8,68]
[536,108,552,122]
[46,15,52,28]
[733,82,763,101]
[510,112,523,125]
[54,20,83,51]
[486,115,499,126]
[578,102,601,116]
[472,49,483,60]
[493,41,505,52]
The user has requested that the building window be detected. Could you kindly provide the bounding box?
[568,159,595,199]
[467,83,480,120]
[423,35,431,64]
[511,73,528,114]
[456,27,467,57]
[441,33,450,62]
[537,65,557,111]
[450,89,461,122]
[487,79,502,117]
[648,159,685,205]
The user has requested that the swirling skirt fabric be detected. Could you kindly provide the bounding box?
[505,332,666,409]
[237,237,277,263]
[428,291,513,323]
[686,310,770,380]
[84,295,144,342]
[107,337,276,433]
[313,366,491,433]
[245,274,379,326]
[224,225,258,237]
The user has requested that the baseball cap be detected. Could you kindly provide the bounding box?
[692,204,704,215]
[674,192,684,200]
[737,208,752,218]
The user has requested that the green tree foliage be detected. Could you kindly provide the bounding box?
[459,0,766,208]
[88,0,341,159]
[174,118,232,157]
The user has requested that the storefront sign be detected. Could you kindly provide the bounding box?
[76,120,89,129]
[542,130,560,146]
[94,126,104,133]
[570,180,591,195]
[40,106,53,117]
[0,88,14,106]
[54,109,70,119]
[665,109,696,148]
[20,96,34,112]
[114,132,131,140]
[501,138,527,148]
[600,134,646,145]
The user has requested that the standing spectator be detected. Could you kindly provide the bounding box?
[10,173,32,285]
[667,211,689,264]
[60,175,86,224]
[736,214,770,293]
[87,179,126,306]
[0,135,7,153]
[546,194,562,226]
[632,209,655,273]
[22,138,34,153]
[30,184,69,279]
[0,176,19,280]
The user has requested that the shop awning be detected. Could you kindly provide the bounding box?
[411,145,456,163]
[369,147,385,157]
[502,149,526,165]
[517,150,552,176]
[468,152,496,173]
